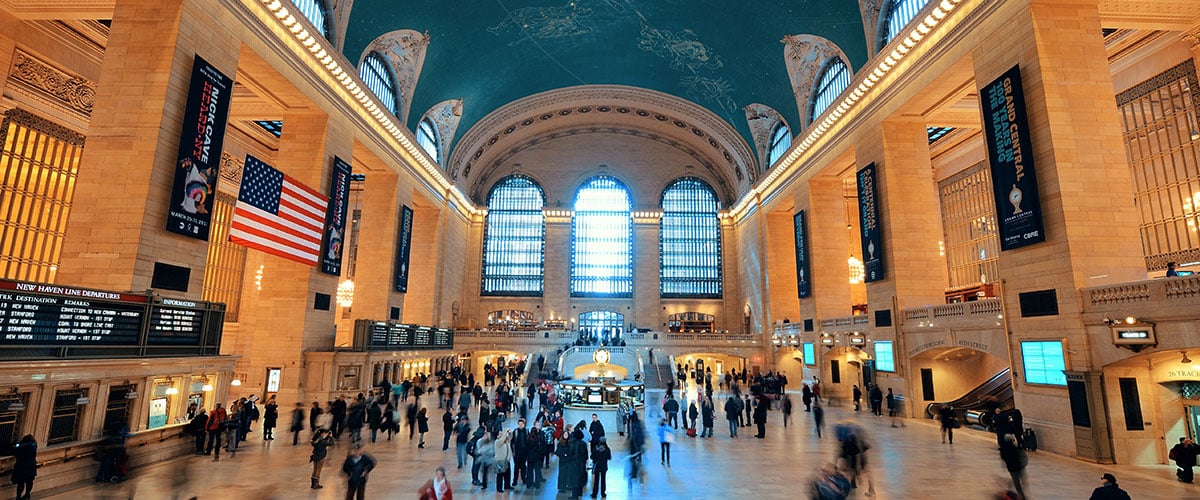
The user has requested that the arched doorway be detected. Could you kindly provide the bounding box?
[579,310,625,344]
[1102,349,1200,465]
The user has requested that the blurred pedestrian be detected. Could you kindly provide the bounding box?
[309,428,334,489]
[10,434,37,500]
[1089,473,1130,500]
[999,434,1028,499]
[418,466,452,500]
[342,442,376,500]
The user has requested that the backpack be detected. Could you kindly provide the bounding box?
[466,436,479,457]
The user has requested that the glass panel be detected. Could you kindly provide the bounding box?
[767,124,791,167]
[571,176,633,297]
[810,58,851,124]
[482,175,545,295]
[416,119,439,162]
[48,389,84,444]
[882,0,932,48]
[360,52,397,115]
[938,162,1000,288]
[290,0,329,38]
[1020,341,1067,386]
[660,177,721,298]
[202,189,245,321]
[875,341,895,372]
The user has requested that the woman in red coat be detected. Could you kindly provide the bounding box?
[418,466,452,500]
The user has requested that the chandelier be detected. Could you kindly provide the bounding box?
[336,280,355,307]
[848,256,865,284]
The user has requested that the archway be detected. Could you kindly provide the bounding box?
[1102,349,1200,465]
[909,345,1011,420]
[458,349,527,384]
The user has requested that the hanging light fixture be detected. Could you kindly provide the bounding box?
[336,280,355,307]
[202,378,214,392]
[848,256,865,284]
[230,378,242,387]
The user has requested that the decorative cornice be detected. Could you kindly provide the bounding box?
[859,0,884,57]
[219,151,245,188]
[8,49,96,117]
[0,108,86,149]
[448,85,755,198]
[743,103,787,178]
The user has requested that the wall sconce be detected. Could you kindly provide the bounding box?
[75,385,90,405]
[1108,317,1156,352]
[230,378,242,387]
[820,333,835,349]
[124,384,139,400]
[1182,351,1193,364]
[3,388,24,411]
[1102,316,1139,326]
[337,280,355,307]
[202,378,214,392]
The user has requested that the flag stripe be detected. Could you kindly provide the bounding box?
[229,233,318,266]
[232,205,321,249]
[229,156,328,267]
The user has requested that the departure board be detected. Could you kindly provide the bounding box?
[355,320,453,351]
[0,279,225,357]
[0,280,146,345]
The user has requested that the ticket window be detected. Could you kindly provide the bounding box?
[0,392,28,452]
[103,385,135,435]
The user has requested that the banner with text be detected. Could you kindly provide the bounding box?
[167,55,232,240]
[394,205,413,293]
[794,210,811,298]
[319,157,352,276]
[982,64,1045,251]
[857,163,884,283]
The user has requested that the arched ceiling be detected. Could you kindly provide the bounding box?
[342,0,868,162]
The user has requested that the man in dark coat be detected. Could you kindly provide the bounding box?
[187,408,208,453]
[588,413,606,443]
[1089,473,1131,500]
[342,442,376,500]
[1170,437,1200,482]
[590,436,612,498]
[570,429,589,499]
[331,396,347,438]
[999,434,1028,499]
[724,396,740,437]
[869,385,884,416]
[753,394,769,438]
[308,401,323,438]
[512,418,530,487]
[442,408,455,451]
[802,384,813,412]
[743,394,753,428]
[852,385,863,412]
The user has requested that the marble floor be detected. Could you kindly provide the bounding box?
[37,398,1198,500]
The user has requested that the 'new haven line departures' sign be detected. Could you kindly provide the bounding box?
[981,65,1045,251]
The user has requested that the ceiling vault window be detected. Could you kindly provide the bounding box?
[291,0,330,40]
[482,175,545,296]
[360,51,399,117]
[767,123,791,168]
[808,57,851,126]
[660,177,722,298]
[571,175,633,298]
[877,0,930,52]
[416,118,439,164]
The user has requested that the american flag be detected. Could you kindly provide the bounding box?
[229,155,329,267]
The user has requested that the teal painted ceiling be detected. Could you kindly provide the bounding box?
[342,0,868,157]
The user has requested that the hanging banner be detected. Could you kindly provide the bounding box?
[794,210,811,298]
[981,64,1045,251]
[166,54,233,240]
[319,157,352,276]
[394,205,413,293]
[857,163,884,282]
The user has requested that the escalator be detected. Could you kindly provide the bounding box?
[924,368,1013,429]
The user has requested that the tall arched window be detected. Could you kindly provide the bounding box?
[416,118,439,163]
[660,177,722,298]
[878,0,930,51]
[808,57,851,125]
[360,51,398,116]
[291,0,329,39]
[571,176,633,297]
[766,123,791,168]
[482,175,545,296]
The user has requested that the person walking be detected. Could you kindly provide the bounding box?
[657,419,674,466]
[1170,437,1200,482]
[743,394,753,428]
[309,428,334,489]
[591,436,611,498]
[417,407,430,448]
[366,401,382,443]
[342,442,376,500]
[781,395,792,428]
[852,385,862,412]
[999,434,1028,499]
[10,434,37,500]
[453,416,472,469]
[802,384,813,412]
[262,397,278,441]
[290,402,305,446]
[1089,473,1131,500]
[813,400,825,439]
[418,466,453,500]
[662,395,679,429]
[687,401,698,432]
[308,401,323,438]
[476,432,496,490]
[493,430,512,493]
[441,408,455,451]
[939,404,957,444]
[701,397,715,437]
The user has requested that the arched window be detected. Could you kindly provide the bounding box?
[360,51,398,116]
[766,123,791,168]
[579,311,625,338]
[291,0,329,39]
[482,175,545,296]
[571,176,633,297]
[878,0,930,50]
[808,57,851,125]
[416,118,439,163]
[660,177,722,298]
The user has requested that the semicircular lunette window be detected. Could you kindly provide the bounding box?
[879,0,930,51]
[571,176,633,298]
[360,51,397,116]
[767,123,791,168]
[809,57,851,125]
[482,175,545,296]
[416,118,439,163]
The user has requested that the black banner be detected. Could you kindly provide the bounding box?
[794,210,811,298]
[319,157,353,276]
[857,163,884,282]
[982,64,1045,251]
[167,55,233,240]
[394,205,413,293]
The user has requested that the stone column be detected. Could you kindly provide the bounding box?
[345,169,401,331]
[632,216,660,333]
[57,0,240,294]
[800,176,853,322]
[543,214,572,327]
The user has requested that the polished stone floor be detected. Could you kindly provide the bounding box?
[38,394,1197,500]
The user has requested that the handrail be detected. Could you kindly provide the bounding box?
[1084,275,1200,307]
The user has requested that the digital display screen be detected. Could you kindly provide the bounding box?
[0,281,146,345]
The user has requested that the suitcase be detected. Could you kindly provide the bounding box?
[686,427,697,437]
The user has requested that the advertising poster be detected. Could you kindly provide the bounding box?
[148,397,168,429]
[981,64,1045,250]
[167,54,233,240]
[319,157,353,276]
[794,210,811,298]
[394,205,413,293]
[857,163,885,282]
